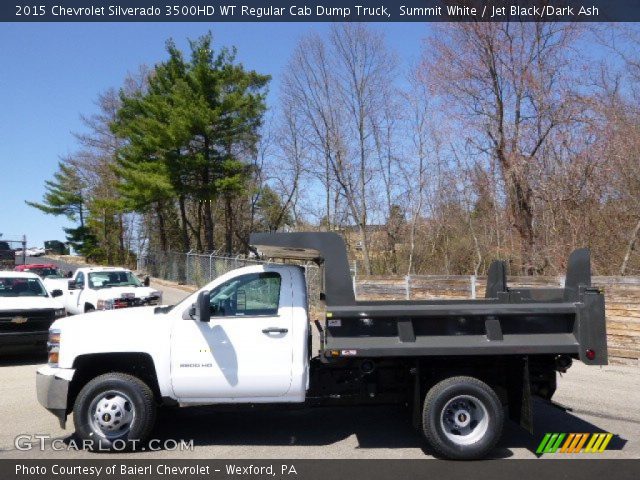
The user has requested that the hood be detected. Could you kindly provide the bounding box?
[42,278,68,290]
[93,286,161,301]
[52,305,158,330]
[0,295,64,311]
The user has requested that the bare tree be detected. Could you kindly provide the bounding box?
[401,73,432,275]
[70,87,131,263]
[273,102,306,226]
[281,24,398,274]
[422,22,581,274]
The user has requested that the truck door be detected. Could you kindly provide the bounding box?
[68,271,85,314]
[170,268,294,400]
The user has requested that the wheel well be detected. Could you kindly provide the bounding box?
[417,356,512,396]
[413,355,544,409]
[68,353,161,413]
[414,355,541,432]
[84,303,94,312]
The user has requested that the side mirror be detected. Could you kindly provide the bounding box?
[51,289,63,298]
[67,280,76,290]
[194,290,210,323]
[143,276,150,287]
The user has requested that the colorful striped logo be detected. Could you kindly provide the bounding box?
[536,433,613,454]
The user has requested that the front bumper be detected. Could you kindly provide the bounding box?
[36,365,74,428]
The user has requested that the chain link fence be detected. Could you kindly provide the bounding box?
[137,251,323,311]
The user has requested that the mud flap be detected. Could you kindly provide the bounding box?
[508,356,533,433]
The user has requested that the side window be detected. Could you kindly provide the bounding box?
[209,272,282,317]
[75,272,85,288]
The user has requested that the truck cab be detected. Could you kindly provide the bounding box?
[172,264,309,401]
[39,264,308,403]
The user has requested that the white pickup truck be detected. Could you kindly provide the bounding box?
[0,272,66,351]
[63,267,162,314]
[36,233,608,460]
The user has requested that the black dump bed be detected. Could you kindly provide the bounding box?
[250,232,608,366]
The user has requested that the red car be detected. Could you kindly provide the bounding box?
[14,263,64,279]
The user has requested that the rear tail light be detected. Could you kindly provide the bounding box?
[586,349,596,360]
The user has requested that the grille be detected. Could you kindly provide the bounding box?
[0,309,56,333]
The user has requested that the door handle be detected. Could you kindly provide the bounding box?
[262,327,288,334]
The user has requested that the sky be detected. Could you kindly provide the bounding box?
[0,22,429,248]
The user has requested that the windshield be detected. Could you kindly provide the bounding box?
[0,277,48,297]
[23,267,62,279]
[89,271,142,289]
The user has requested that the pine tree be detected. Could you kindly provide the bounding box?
[112,33,270,254]
[26,161,86,226]
[27,161,92,254]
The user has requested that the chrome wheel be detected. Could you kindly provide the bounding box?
[440,394,489,446]
[88,390,136,439]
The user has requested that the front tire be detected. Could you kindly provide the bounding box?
[73,373,156,451]
[422,376,504,460]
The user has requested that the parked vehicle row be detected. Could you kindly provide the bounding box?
[2,239,72,269]
[0,259,162,354]
[14,246,45,257]
[10,263,160,315]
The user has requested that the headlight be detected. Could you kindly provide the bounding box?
[47,329,61,366]
[54,308,66,318]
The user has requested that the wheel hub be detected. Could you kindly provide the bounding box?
[89,391,135,439]
[440,395,489,446]
[454,409,471,428]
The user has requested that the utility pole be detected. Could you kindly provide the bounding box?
[21,235,26,265]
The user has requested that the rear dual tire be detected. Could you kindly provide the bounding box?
[422,376,504,460]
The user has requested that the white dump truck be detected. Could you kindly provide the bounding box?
[36,233,607,459]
